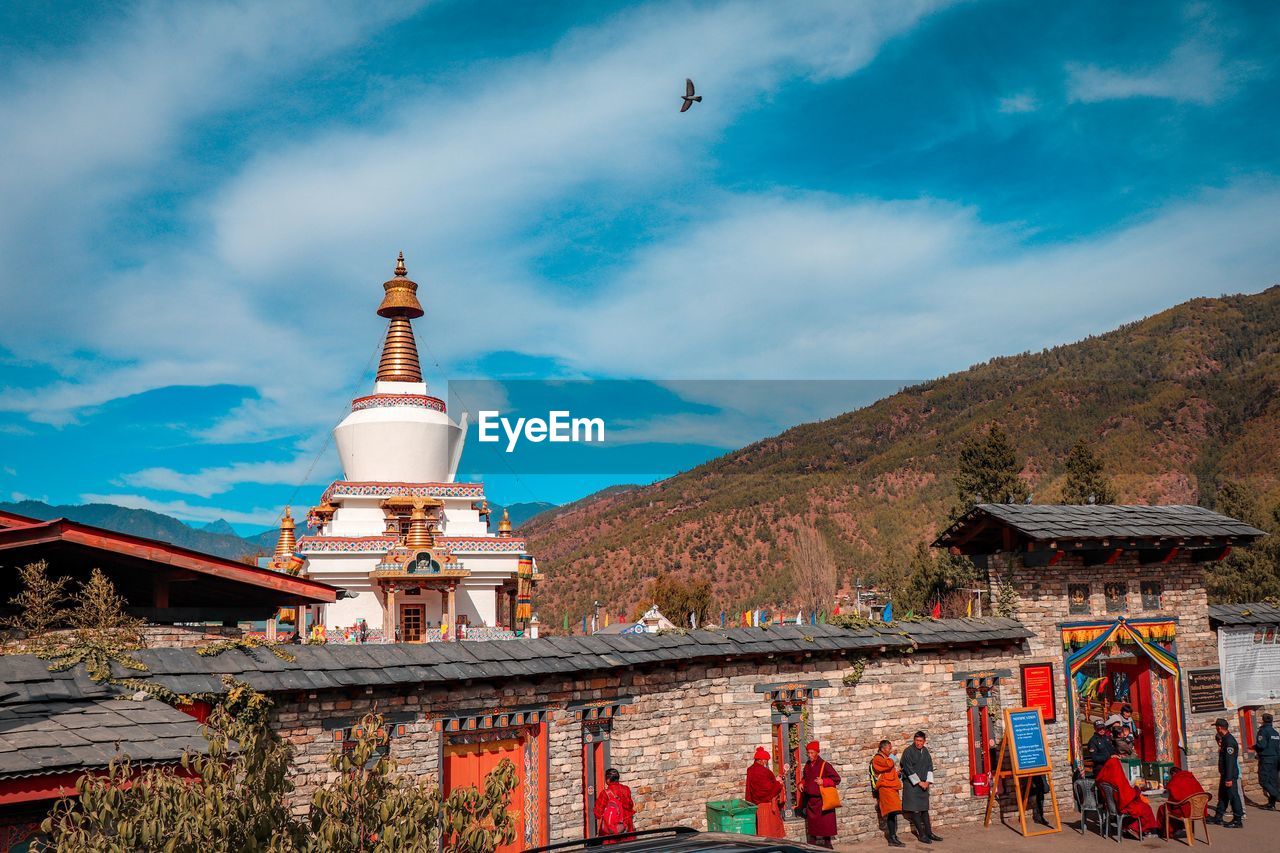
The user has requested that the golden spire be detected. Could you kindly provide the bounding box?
[273,507,297,557]
[405,500,435,550]
[374,252,424,383]
[497,507,512,537]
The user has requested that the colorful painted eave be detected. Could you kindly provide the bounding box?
[320,480,485,503]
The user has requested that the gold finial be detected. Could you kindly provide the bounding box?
[273,506,297,557]
[374,253,424,383]
[497,507,512,537]
[405,499,435,550]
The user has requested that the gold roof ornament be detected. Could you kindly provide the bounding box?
[497,507,512,537]
[274,507,297,557]
[374,252,425,383]
[405,499,435,550]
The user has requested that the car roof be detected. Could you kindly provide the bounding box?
[523,829,830,852]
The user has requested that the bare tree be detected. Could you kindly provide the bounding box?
[790,527,837,614]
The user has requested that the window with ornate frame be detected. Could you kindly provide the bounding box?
[1068,583,1091,615]
[1104,582,1127,613]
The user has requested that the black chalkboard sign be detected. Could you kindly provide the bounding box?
[1187,668,1225,714]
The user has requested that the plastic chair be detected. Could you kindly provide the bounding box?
[1074,777,1101,835]
[1096,781,1143,842]
[1164,792,1212,847]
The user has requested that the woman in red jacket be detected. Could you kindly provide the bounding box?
[745,747,786,838]
[594,768,636,844]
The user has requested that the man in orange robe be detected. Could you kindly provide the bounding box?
[871,739,905,848]
[745,747,786,838]
[1156,769,1207,838]
[1095,755,1156,838]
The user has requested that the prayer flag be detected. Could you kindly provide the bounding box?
[931,600,941,619]
[883,600,893,622]
[563,614,569,632]
[967,597,973,617]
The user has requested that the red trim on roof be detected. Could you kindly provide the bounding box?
[0,518,337,603]
[0,509,40,528]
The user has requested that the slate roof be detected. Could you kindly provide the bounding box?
[0,696,206,780]
[1208,602,1280,627]
[935,503,1266,548]
[0,619,1030,703]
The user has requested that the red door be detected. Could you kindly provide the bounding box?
[444,738,525,853]
[583,733,607,836]
[1106,661,1155,762]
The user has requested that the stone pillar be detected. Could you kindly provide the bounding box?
[447,585,457,641]
[383,585,397,643]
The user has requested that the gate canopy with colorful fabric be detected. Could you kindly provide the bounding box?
[1063,617,1187,769]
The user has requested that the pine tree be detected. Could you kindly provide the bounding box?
[1061,438,1117,505]
[1,560,71,648]
[954,424,1029,511]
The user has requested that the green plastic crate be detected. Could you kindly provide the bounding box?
[1138,760,1176,784]
[706,799,757,835]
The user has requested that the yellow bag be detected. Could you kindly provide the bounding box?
[819,761,841,810]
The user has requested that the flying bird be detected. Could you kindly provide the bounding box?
[680,78,702,112]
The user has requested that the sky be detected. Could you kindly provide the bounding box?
[1,0,1279,534]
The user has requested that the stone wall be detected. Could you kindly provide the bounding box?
[989,550,1223,793]
[266,642,1028,846]
[141,623,244,648]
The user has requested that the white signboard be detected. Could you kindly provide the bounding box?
[1218,625,1280,708]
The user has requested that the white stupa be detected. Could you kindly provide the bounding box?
[291,254,537,642]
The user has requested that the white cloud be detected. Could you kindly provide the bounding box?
[0,0,955,439]
[998,92,1038,113]
[550,184,1280,379]
[1065,5,1256,106]
[118,448,338,498]
[80,492,279,526]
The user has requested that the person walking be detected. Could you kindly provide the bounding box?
[745,747,786,838]
[900,731,943,844]
[799,740,840,848]
[593,767,636,843]
[870,739,905,848]
[1256,712,1279,810]
[1207,718,1244,829]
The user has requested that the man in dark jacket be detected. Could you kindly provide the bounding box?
[1086,721,1116,777]
[1208,718,1243,828]
[1256,712,1279,810]
[900,731,943,844]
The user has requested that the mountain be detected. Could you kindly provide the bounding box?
[523,287,1280,625]
[498,501,559,529]
[201,519,238,537]
[0,500,267,561]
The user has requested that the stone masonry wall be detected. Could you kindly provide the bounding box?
[989,550,1222,795]
[266,643,1028,846]
[141,623,244,648]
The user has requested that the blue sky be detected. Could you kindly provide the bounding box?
[1,0,1279,533]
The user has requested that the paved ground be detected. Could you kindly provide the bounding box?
[835,797,1279,851]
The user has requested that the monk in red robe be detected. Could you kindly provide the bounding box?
[593,768,635,844]
[745,747,786,838]
[799,740,840,848]
[1157,769,1207,838]
[1095,755,1156,837]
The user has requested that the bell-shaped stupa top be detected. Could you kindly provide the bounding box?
[274,507,298,557]
[375,252,424,383]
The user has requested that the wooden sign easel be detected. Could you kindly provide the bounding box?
[984,706,1062,837]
